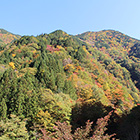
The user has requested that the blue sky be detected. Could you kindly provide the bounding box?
[1,0,140,39]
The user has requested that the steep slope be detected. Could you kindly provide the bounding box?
[0,29,21,46]
[0,30,139,111]
[0,29,140,139]
[129,43,140,58]
[77,30,140,90]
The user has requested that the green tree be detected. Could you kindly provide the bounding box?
[56,73,65,92]
[49,70,56,91]
[0,114,29,140]
[0,98,7,120]
[64,80,77,100]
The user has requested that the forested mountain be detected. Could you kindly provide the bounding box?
[77,30,140,90]
[0,29,140,139]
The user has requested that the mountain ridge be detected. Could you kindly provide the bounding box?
[76,29,140,41]
[1,28,140,41]
[0,28,21,46]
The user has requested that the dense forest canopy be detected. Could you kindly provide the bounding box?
[0,29,140,139]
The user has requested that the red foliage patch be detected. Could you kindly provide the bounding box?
[46,45,60,52]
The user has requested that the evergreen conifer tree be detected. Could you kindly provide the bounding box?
[64,80,77,100]
[0,98,7,120]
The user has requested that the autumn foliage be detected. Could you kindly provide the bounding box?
[0,29,140,139]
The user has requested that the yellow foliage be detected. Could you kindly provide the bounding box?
[37,110,54,129]
[103,82,110,91]
[56,45,62,49]
[9,62,15,69]
[77,85,93,100]
[85,98,96,103]
[64,64,75,71]
[128,94,134,101]
[83,46,91,55]
[32,50,36,54]
[59,37,63,40]
[29,60,32,64]
[100,94,111,106]
[12,53,16,57]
